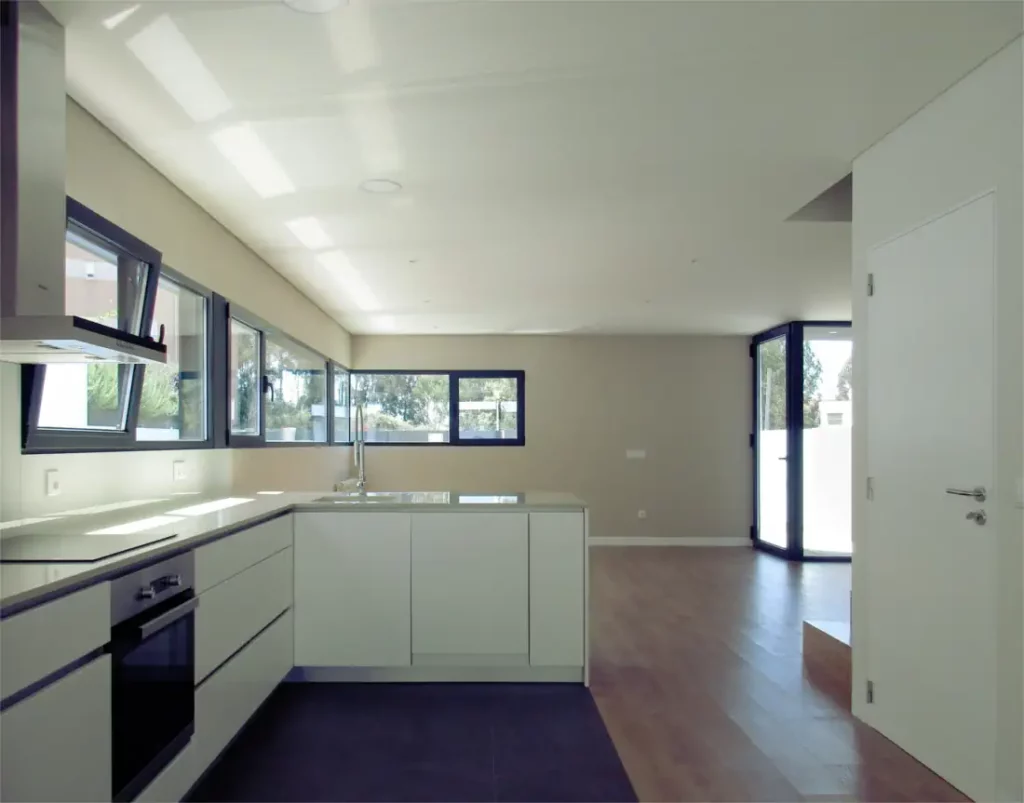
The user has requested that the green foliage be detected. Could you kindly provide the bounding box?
[353,374,449,429]
[836,355,852,401]
[758,339,824,430]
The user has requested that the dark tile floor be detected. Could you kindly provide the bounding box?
[188,683,636,803]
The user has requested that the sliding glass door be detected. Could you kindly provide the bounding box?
[751,321,852,560]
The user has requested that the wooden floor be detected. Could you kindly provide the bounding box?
[588,547,967,802]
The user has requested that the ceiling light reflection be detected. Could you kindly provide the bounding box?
[127,15,231,123]
[286,217,334,251]
[317,250,381,311]
[103,4,140,30]
[211,125,296,198]
[88,515,184,535]
[166,498,254,517]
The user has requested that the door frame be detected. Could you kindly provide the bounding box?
[750,320,852,561]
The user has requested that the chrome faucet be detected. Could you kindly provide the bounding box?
[353,403,367,494]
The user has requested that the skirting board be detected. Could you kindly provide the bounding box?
[287,666,584,684]
[589,536,750,547]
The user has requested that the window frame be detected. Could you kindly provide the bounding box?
[21,199,165,453]
[225,304,335,449]
[330,362,352,445]
[348,369,526,447]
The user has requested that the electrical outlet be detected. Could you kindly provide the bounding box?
[172,461,187,482]
[637,509,647,520]
[45,469,60,497]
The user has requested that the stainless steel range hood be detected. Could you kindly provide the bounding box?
[0,1,167,365]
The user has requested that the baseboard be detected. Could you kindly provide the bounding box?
[588,536,750,547]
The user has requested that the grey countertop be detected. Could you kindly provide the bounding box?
[0,491,587,615]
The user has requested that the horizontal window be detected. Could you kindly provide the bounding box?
[350,371,525,446]
[137,276,207,442]
[352,373,451,444]
[266,334,327,443]
[229,318,260,437]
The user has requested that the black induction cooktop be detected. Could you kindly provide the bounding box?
[0,532,177,563]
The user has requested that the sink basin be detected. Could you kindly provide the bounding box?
[313,494,400,504]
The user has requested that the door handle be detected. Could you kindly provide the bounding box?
[138,596,199,640]
[945,486,986,502]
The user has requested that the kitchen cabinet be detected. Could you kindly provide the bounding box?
[529,512,586,666]
[0,654,111,802]
[0,582,109,700]
[411,513,528,662]
[195,547,293,682]
[294,513,412,667]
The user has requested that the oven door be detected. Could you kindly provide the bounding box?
[111,590,197,802]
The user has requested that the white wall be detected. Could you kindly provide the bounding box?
[851,37,1023,802]
[0,101,354,521]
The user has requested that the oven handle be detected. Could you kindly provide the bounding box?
[139,596,199,640]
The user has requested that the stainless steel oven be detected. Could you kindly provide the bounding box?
[109,552,198,802]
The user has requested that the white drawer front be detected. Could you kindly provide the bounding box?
[195,548,292,683]
[1,583,110,701]
[0,654,112,803]
[195,515,292,593]
[195,610,292,773]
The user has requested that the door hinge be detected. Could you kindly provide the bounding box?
[866,680,875,704]
[867,273,874,296]
[866,476,874,501]
[749,432,755,448]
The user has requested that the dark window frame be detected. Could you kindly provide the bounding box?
[21,198,165,453]
[349,369,526,447]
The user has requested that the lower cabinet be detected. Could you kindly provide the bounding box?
[0,654,112,802]
[528,512,586,666]
[294,513,412,667]
[135,612,293,803]
[411,513,529,661]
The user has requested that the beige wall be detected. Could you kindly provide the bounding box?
[352,335,751,541]
[850,38,1022,801]
[0,101,355,521]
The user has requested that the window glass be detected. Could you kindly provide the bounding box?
[333,366,350,443]
[65,224,148,334]
[37,228,150,431]
[457,376,518,440]
[137,277,207,441]
[351,374,450,443]
[230,319,260,435]
[265,335,327,442]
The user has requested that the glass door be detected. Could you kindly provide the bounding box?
[802,327,853,555]
[755,334,788,549]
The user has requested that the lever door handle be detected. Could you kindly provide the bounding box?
[946,486,986,502]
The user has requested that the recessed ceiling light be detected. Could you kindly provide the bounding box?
[360,178,402,194]
[829,330,838,335]
[283,0,343,13]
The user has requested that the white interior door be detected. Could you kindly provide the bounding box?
[865,193,997,801]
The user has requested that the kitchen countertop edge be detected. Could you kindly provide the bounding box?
[0,496,587,617]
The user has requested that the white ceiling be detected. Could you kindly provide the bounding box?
[47,0,1022,335]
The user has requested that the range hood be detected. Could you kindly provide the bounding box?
[0,1,167,364]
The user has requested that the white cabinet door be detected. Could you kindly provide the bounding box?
[294,513,412,667]
[411,513,528,660]
[529,513,585,666]
[0,654,111,803]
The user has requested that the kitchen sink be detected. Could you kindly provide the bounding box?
[312,494,400,504]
